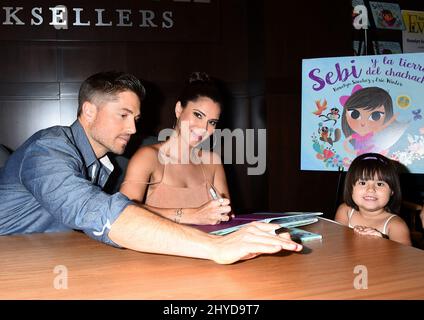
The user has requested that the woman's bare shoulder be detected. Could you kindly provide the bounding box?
[133,143,161,158]
[127,144,162,170]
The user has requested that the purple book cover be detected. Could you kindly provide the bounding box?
[189,212,321,234]
[188,213,277,233]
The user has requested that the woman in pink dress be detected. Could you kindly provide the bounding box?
[120,72,233,225]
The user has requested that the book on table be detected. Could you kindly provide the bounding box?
[191,212,323,242]
[279,227,323,243]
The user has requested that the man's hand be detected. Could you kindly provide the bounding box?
[210,222,303,264]
[110,206,302,265]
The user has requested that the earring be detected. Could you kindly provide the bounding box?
[211,132,218,150]
[174,118,181,135]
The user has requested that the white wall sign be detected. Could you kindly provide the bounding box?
[0,0,219,42]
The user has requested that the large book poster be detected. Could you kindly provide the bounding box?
[301,53,424,173]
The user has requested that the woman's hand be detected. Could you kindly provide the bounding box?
[186,199,233,225]
[353,225,385,238]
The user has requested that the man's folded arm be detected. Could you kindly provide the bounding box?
[20,138,131,245]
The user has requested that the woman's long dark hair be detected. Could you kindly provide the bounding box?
[178,72,224,108]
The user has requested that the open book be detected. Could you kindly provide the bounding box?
[191,212,323,237]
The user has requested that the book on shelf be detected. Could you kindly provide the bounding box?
[191,212,323,237]
[353,40,366,55]
[401,10,424,53]
[372,41,402,54]
[369,1,404,30]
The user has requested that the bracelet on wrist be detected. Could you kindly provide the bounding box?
[175,208,183,223]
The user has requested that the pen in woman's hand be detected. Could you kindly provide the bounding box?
[209,186,221,200]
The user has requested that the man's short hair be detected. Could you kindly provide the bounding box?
[77,71,146,116]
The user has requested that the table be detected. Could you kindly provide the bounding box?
[1,218,424,299]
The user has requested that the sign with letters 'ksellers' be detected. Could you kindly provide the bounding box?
[0,0,219,42]
[301,53,424,173]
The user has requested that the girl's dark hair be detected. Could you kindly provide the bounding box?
[341,87,393,138]
[78,71,146,116]
[178,72,223,108]
[343,153,402,213]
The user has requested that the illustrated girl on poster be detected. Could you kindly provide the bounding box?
[341,85,409,156]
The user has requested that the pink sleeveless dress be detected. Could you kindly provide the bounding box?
[348,208,396,236]
[145,163,211,208]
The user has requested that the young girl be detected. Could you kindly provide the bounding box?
[335,153,411,245]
